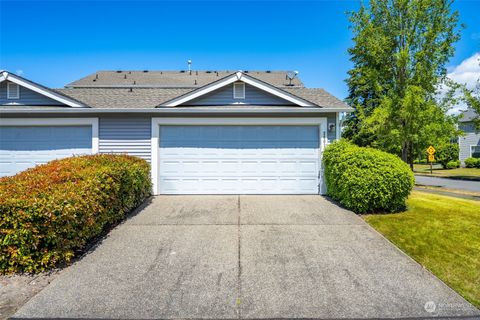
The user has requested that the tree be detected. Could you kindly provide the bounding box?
[343,0,462,168]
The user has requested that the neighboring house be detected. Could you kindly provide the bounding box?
[0,70,352,195]
[458,108,480,164]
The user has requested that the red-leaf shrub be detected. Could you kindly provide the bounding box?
[0,154,151,274]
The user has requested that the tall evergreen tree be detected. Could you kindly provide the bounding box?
[343,0,462,168]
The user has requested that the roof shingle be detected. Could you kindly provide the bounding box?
[55,86,349,109]
[67,70,304,88]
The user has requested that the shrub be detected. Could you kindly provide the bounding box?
[464,157,480,168]
[419,159,427,164]
[323,140,414,214]
[0,154,151,274]
[436,144,459,169]
[446,160,460,169]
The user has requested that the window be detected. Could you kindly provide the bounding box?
[471,145,480,158]
[7,83,20,99]
[233,82,245,99]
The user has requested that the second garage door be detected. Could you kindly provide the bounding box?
[0,126,92,177]
[159,125,320,194]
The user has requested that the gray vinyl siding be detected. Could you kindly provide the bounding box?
[187,83,293,106]
[0,81,65,106]
[459,121,480,163]
[99,117,151,162]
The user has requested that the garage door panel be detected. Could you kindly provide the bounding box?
[159,125,320,194]
[159,177,319,195]
[0,126,92,177]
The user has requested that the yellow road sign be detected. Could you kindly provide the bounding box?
[426,146,436,155]
[428,154,435,162]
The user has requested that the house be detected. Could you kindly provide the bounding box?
[459,108,480,164]
[0,70,352,195]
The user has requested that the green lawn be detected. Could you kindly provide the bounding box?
[364,191,480,308]
[414,164,480,181]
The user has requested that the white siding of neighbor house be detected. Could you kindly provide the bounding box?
[99,117,151,162]
[459,122,480,163]
[0,81,65,106]
[187,83,293,105]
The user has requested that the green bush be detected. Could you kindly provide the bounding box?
[0,154,151,274]
[323,140,414,214]
[419,159,428,164]
[446,160,460,169]
[464,157,480,168]
[436,144,459,169]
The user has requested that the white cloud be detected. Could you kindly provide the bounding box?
[447,52,480,90]
[15,69,24,76]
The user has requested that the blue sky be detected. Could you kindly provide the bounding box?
[0,0,479,99]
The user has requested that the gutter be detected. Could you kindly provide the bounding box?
[0,107,354,115]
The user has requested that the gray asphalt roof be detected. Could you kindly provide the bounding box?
[66,70,304,88]
[55,87,349,109]
[55,88,192,108]
[460,108,478,122]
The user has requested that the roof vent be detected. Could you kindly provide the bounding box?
[124,74,127,79]
[116,70,122,73]
[265,70,271,73]
[194,80,197,85]
[133,80,136,85]
[143,70,148,73]
[206,71,212,73]
[180,70,186,73]
[95,74,99,79]
[244,70,249,73]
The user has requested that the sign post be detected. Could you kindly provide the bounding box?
[426,146,436,174]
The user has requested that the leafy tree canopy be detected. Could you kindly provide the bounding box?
[343,0,462,167]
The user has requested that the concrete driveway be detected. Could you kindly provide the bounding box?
[13,196,479,319]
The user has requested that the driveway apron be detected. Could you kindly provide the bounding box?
[13,196,480,319]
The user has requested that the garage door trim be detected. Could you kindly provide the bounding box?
[0,118,99,153]
[151,117,328,195]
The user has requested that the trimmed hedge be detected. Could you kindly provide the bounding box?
[446,160,461,169]
[436,144,459,169]
[464,157,480,168]
[323,140,414,214]
[0,154,151,274]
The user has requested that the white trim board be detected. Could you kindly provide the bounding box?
[0,117,99,153]
[1,71,87,108]
[150,117,328,195]
[162,72,316,107]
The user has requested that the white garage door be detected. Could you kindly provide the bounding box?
[0,126,92,177]
[159,125,320,194]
